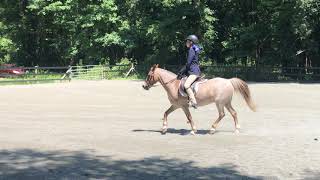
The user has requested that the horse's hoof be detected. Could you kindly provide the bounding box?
[209,128,216,134]
[161,127,167,134]
[234,129,240,134]
[190,131,196,136]
[161,129,167,135]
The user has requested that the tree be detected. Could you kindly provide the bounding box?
[0,0,319,68]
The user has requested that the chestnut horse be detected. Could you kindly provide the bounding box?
[142,64,256,135]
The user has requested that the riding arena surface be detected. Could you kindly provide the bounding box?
[0,80,319,180]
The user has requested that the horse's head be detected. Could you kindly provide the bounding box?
[142,64,159,90]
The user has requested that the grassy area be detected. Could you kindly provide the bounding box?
[0,79,70,86]
[1,64,319,86]
[71,65,145,80]
[0,70,144,86]
[0,73,63,81]
[0,73,68,85]
[109,74,144,80]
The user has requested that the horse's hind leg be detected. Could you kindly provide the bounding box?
[182,106,197,135]
[209,103,225,134]
[162,105,178,134]
[226,102,240,133]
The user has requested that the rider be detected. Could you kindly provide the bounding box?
[178,34,201,109]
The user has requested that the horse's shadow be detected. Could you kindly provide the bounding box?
[132,128,232,136]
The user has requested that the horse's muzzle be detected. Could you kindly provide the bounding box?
[142,84,150,90]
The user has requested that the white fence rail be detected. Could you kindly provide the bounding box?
[68,64,132,80]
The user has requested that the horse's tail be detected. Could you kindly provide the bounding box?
[230,78,256,112]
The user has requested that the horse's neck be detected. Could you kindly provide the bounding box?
[158,69,176,83]
[157,69,179,95]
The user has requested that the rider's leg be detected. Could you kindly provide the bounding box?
[184,75,198,108]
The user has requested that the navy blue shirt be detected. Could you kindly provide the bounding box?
[186,44,201,76]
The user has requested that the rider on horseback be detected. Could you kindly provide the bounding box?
[177,35,201,109]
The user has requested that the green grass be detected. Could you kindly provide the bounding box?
[0,73,68,85]
[71,65,145,80]
[0,70,144,86]
[0,73,63,81]
[0,79,69,86]
[109,74,143,80]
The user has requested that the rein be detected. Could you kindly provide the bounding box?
[154,74,205,87]
[162,77,178,85]
[145,68,180,88]
[151,77,177,87]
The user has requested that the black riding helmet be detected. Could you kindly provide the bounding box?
[186,34,199,44]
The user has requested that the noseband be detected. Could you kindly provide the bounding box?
[145,71,177,88]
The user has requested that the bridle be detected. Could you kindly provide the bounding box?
[161,77,177,85]
[144,71,178,89]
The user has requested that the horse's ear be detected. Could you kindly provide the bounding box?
[151,64,159,71]
[151,64,155,70]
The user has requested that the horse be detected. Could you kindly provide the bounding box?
[142,64,256,135]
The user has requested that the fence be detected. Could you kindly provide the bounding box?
[0,64,134,84]
[69,64,132,80]
[160,65,320,82]
[0,66,70,85]
[1,64,320,84]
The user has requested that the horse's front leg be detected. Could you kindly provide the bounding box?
[162,105,178,134]
[182,106,197,135]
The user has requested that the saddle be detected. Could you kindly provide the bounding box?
[179,77,207,97]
